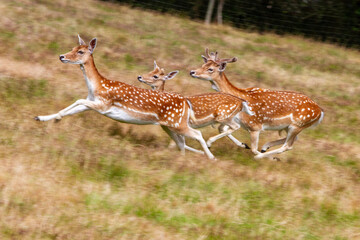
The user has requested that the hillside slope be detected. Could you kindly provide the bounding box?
[0,0,359,239]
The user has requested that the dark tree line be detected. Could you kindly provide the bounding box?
[106,0,360,48]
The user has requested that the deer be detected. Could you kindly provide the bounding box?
[190,48,324,160]
[137,61,254,149]
[34,36,216,160]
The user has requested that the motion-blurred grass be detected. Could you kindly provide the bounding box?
[0,0,359,239]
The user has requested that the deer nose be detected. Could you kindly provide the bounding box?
[59,55,65,60]
[190,70,195,76]
[137,75,142,80]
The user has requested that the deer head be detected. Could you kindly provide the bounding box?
[190,48,237,81]
[59,35,97,65]
[137,61,179,90]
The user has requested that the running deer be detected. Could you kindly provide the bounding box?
[34,36,215,159]
[137,61,254,149]
[190,48,324,159]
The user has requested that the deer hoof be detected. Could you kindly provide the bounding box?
[261,147,270,153]
[244,143,250,149]
[34,116,40,121]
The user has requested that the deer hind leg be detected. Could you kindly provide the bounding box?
[260,138,286,153]
[260,129,289,153]
[178,135,205,154]
[167,139,204,153]
[250,130,261,155]
[161,126,204,155]
[180,127,215,160]
[260,136,299,153]
[255,126,302,160]
[161,126,185,154]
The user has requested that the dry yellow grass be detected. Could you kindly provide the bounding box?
[0,0,359,239]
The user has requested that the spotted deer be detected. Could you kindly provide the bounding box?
[34,36,216,160]
[137,61,254,149]
[190,48,324,159]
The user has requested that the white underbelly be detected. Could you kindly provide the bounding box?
[104,107,158,125]
[190,117,216,129]
[262,114,293,131]
[262,124,289,131]
[191,121,214,129]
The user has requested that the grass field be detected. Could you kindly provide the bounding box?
[0,0,360,239]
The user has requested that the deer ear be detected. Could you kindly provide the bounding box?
[164,71,179,80]
[78,34,86,46]
[218,62,227,72]
[88,38,97,54]
[201,55,208,63]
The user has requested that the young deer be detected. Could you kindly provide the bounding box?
[34,36,215,160]
[190,49,324,160]
[138,61,254,149]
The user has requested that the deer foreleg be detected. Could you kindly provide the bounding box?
[206,128,235,148]
[35,99,102,122]
[35,100,91,122]
[208,123,248,148]
[227,135,250,149]
[219,125,249,149]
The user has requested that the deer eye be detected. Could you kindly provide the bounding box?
[208,68,214,72]
[77,50,84,55]
[153,75,159,79]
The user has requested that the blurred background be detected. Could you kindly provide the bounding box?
[115,0,360,47]
[0,0,359,239]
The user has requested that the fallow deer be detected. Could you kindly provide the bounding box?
[137,61,254,149]
[190,49,324,160]
[34,36,216,159]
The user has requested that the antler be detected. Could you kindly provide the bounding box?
[209,51,218,61]
[203,48,236,64]
[219,57,238,63]
[205,48,210,58]
[204,48,219,62]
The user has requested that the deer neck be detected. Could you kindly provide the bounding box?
[212,72,247,99]
[80,55,102,100]
[152,81,165,91]
[159,81,165,91]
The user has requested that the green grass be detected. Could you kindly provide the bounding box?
[0,77,49,102]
